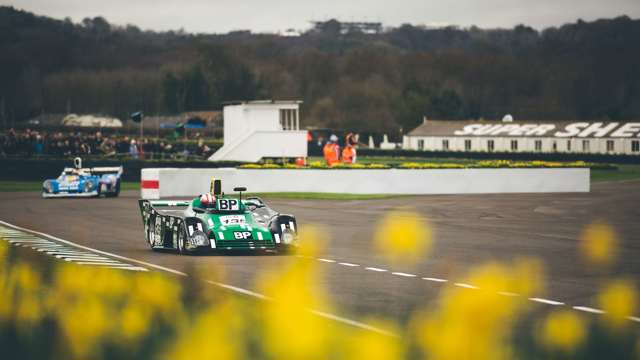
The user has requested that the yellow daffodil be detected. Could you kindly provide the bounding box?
[599,279,637,330]
[539,310,586,353]
[374,210,432,266]
[580,222,617,266]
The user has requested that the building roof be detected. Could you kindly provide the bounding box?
[222,100,303,106]
[406,120,640,139]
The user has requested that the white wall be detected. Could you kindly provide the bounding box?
[215,131,307,162]
[141,167,590,199]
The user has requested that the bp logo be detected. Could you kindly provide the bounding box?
[233,231,253,240]
[218,199,240,211]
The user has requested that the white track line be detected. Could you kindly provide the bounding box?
[107,266,148,271]
[318,258,336,263]
[338,262,360,267]
[391,272,416,277]
[310,309,396,337]
[74,261,129,265]
[454,283,478,289]
[498,291,520,297]
[628,316,640,323]
[8,239,53,244]
[47,252,103,257]
[36,247,68,251]
[422,277,447,283]
[573,306,605,314]
[56,255,119,261]
[365,267,388,272]
[0,220,394,337]
[529,297,565,306]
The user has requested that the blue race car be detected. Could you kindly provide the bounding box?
[42,158,123,198]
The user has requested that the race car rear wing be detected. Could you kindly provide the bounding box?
[90,166,123,177]
[146,200,190,207]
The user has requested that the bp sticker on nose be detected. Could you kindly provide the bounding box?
[233,231,253,240]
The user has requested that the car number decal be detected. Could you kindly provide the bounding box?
[219,215,246,225]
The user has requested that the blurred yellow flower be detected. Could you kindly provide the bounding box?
[511,257,545,298]
[374,210,432,266]
[11,263,43,328]
[119,301,152,343]
[131,272,181,320]
[59,297,111,359]
[293,225,325,258]
[540,310,586,353]
[0,241,7,267]
[580,222,617,266]
[256,225,333,359]
[598,279,637,330]
[167,300,244,360]
[416,262,537,360]
[346,321,403,360]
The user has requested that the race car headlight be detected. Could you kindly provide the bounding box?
[282,230,295,245]
[190,231,209,246]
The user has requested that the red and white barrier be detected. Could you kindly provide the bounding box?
[140,168,160,199]
[140,167,590,199]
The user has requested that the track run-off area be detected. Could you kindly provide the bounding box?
[1,180,639,331]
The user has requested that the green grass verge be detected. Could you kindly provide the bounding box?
[591,165,640,182]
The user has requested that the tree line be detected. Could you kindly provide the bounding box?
[1,6,639,135]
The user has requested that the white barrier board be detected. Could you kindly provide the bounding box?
[140,167,590,199]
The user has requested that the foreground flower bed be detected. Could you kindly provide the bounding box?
[1,217,637,359]
[239,160,614,170]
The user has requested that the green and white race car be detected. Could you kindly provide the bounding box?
[138,179,297,253]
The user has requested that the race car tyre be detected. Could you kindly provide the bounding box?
[177,225,187,254]
[146,215,157,250]
[83,180,94,194]
[42,180,53,198]
[270,215,298,253]
[105,180,120,198]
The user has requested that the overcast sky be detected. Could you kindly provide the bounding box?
[4,0,640,34]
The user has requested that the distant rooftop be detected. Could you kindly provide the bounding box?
[222,100,303,106]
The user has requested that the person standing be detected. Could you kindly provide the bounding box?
[129,139,139,159]
[323,134,340,166]
[342,133,357,164]
[342,143,355,164]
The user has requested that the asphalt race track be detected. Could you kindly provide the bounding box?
[1,181,639,326]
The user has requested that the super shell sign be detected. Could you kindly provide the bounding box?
[453,122,640,138]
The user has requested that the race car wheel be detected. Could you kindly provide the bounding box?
[114,180,121,197]
[177,225,187,254]
[105,180,121,198]
[270,215,298,253]
[42,180,53,197]
[146,216,157,250]
[83,180,94,194]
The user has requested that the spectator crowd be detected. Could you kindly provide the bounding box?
[0,129,215,159]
